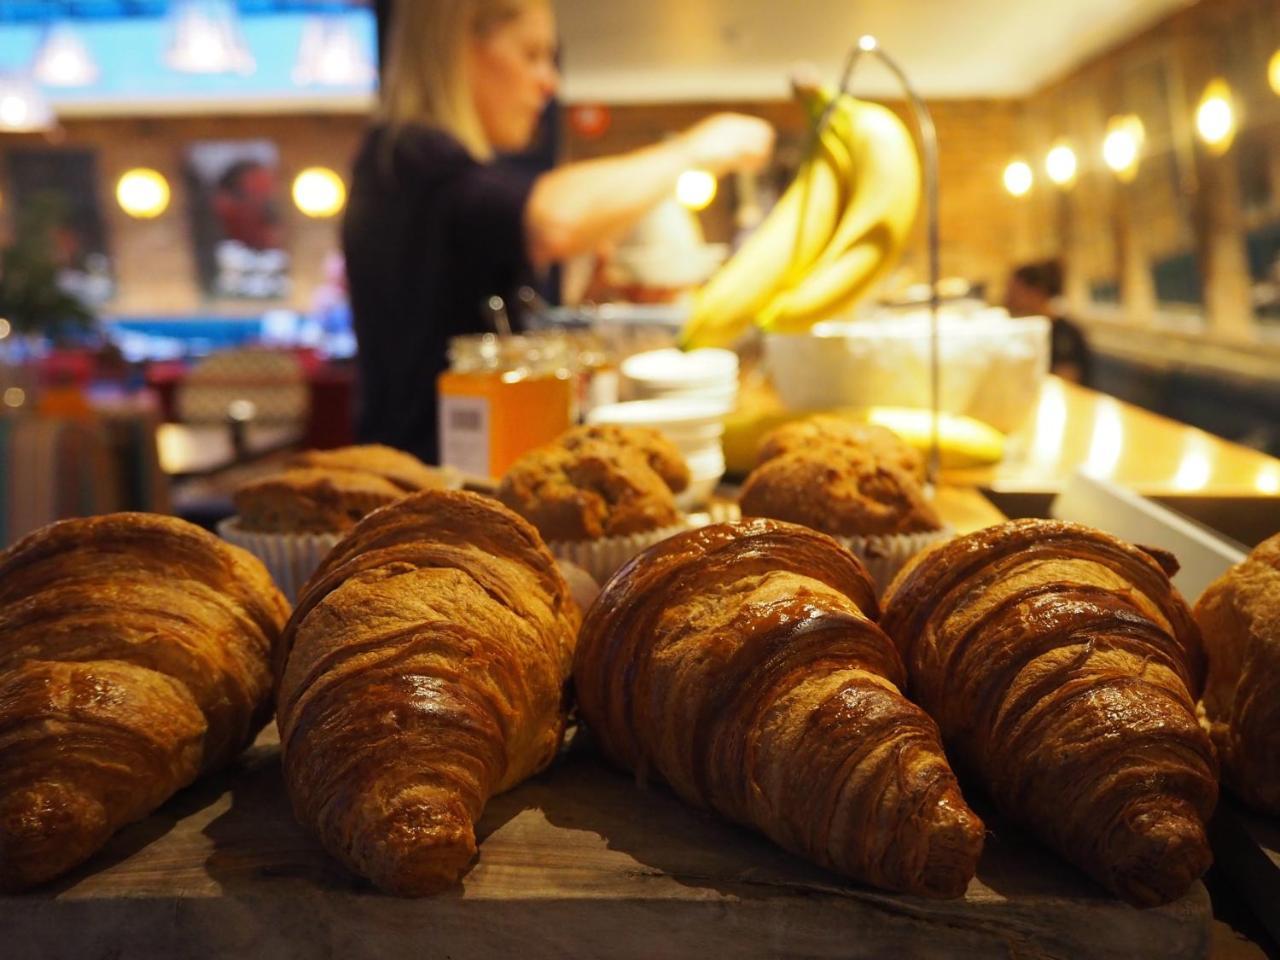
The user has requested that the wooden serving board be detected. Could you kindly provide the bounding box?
[2,728,1211,960]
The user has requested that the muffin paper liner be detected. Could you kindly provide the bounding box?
[548,520,691,586]
[218,518,343,606]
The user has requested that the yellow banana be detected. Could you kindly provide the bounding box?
[678,123,847,350]
[758,96,921,332]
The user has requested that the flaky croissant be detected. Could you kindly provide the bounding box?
[1194,532,1280,814]
[880,519,1218,907]
[276,489,579,895]
[574,519,984,898]
[0,513,288,891]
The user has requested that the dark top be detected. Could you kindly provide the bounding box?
[342,123,535,463]
[1050,315,1092,387]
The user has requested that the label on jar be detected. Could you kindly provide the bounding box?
[439,394,491,478]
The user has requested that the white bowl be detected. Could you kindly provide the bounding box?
[764,311,1049,434]
[621,348,739,391]
[588,398,729,433]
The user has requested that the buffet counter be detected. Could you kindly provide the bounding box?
[944,377,1280,546]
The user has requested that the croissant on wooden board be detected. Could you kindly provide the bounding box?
[879,519,1218,907]
[0,513,289,891]
[276,489,580,895]
[574,518,985,898]
[1194,532,1280,814]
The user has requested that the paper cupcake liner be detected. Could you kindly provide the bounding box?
[832,527,955,597]
[549,520,691,587]
[689,501,950,596]
[217,518,343,606]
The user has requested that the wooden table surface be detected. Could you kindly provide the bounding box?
[3,728,1212,960]
[946,377,1280,499]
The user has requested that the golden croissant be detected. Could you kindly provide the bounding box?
[880,519,1218,906]
[1194,532,1280,814]
[0,513,288,891]
[276,489,579,895]
[574,518,984,898]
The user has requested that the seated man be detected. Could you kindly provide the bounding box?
[1004,259,1092,386]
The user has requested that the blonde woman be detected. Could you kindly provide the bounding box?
[344,0,773,463]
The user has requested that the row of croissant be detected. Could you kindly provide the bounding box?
[0,426,1276,911]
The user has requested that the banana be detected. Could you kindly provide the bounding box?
[759,96,920,330]
[678,122,849,350]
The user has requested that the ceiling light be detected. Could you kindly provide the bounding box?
[32,24,100,87]
[1270,50,1280,97]
[1003,160,1033,197]
[293,16,376,87]
[1102,115,1143,182]
[165,0,255,76]
[1196,79,1236,154]
[292,167,346,218]
[0,73,55,132]
[676,169,717,210]
[1045,143,1077,187]
[117,169,171,219]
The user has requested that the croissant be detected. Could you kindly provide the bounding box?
[276,489,579,895]
[0,513,288,891]
[879,519,1218,906]
[1194,532,1280,814]
[574,518,984,898]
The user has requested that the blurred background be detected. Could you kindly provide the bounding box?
[0,0,1277,543]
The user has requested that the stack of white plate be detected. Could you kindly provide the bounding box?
[620,348,739,412]
[587,398,728,511]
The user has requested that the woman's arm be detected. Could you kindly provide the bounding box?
[525,113,774,268]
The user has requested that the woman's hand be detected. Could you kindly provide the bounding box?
[680,113,775,176]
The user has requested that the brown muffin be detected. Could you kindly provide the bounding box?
[498,441,681,542]
[234,468,406,534]
[558,424,690,494]
[757,416,925,481]
[286,444,450,493]
[740,447,941,536]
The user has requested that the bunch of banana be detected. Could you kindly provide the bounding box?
[679,88,921,350]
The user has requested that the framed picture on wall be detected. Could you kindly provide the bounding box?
[185,140,290,300]
[6,149,115,307]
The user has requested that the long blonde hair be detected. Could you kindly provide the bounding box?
[379,0,541,161]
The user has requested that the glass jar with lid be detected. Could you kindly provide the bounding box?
[436,333,575,478]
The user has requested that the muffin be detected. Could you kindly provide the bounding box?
[557,424,690,494]
[232,468,407,534]
[498,439,687,583]
[739,444,948,594]
[219,444,460,603]
[757,415,925,481]
[286,444,453,494]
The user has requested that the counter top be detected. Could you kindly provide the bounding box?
[948,378,1279,498]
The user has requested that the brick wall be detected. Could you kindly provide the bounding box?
[1,113,367,316]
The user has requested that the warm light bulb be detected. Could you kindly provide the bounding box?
[676,169,717,211]
[1196,79,1236,153]
[1003,160,1033,197]
[292,167,346,218]
[0,318,10,340]
[1270,50,1280,97]
[1045,143,1077,186]
[858,35,878,52]
[3,387,26,408]
[116,169,171,219]
[1102,115,1143,182]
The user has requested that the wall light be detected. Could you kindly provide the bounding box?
[676,169,717,211]
[1045,142,1078,187]
[1002,160,1033,197]
[0,73,55,132]
[292,167,346,218]
[116,169,171,219]
[1270,50,1280,97]
[1196,79,1236,154]
[1102,115,1143,182]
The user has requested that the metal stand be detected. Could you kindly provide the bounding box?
[807,36,943,485]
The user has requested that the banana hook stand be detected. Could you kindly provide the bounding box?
[809,36,943,485]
